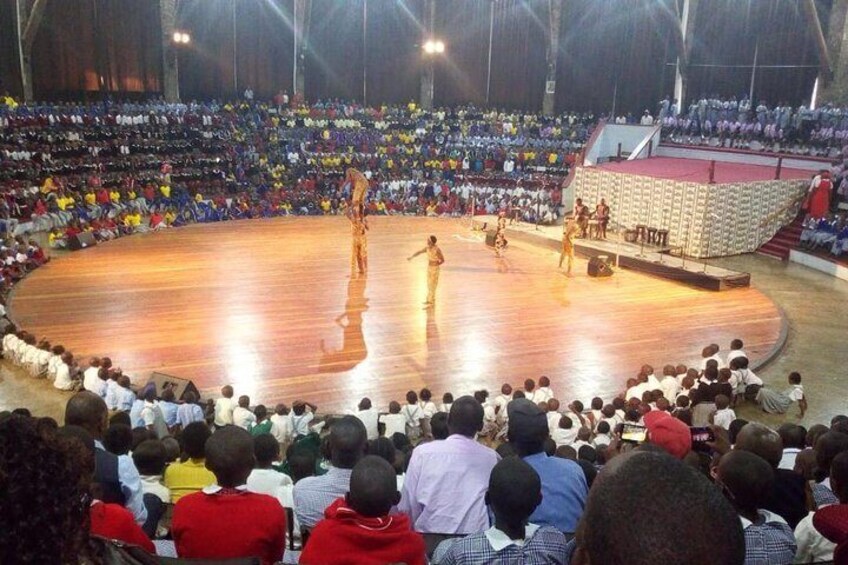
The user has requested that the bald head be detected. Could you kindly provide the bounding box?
[573,451,744,565]
[64,392,108,439]
[347,455,399,517]
[329,415,367,469]
[735,423,782,468]
[205,425,255,488]
[448,396,484,438]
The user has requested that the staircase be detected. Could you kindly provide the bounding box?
[757,214,804,260]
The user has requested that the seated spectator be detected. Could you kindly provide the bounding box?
[139,388,168,439]
[735,423,808,529]
[233,394,256,429]
[158,387,179,430]
[710,394,736,430]
[433,457,569,564]
[507,398,588,536]
[811,431,848,509]
[60,424,155,553]
[246,433,293,508]
[431,411,449,440]
[163,421,215,503]
[103,423,132,456]
[353,397,379,440]
[64,392,147,525]
[755,372,807,417]
[777,423,805,471]
[270,403,293,448]
[300,456,426,565]
[593,420,612,448]
[717,450,797,564]
[551,414,577,447]
[132,439,170,505]
[172,425,287,564]
[380,400,407,439]
[399,396,499,555]
[643,410,692,460]
[248,404,277,436]
[794,451,848,563]
[572,450,744,564]
[213,384,236,428]
[293,415,367,531]
[115,375,136,413]
[175,390,204,430]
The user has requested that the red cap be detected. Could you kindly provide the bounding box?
[644,411,692,460]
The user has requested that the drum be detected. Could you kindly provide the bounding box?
[624,229,638,243]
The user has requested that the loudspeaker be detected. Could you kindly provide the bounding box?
[485,230,497,247]
[68,231,97,251]
[146,372,199,401]
[588,256,614,278]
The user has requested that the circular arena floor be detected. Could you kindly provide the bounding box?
[10,217,785,412]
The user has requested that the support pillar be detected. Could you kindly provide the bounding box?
[16,0,47,102]
[542,0,562,116]
[293,0,312,101]
[419,0,435,111]
[160,0,178,102]
[821,0,848,105]
[672,0,697,115]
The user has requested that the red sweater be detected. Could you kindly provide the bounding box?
[172,489,286,565]
[299,498,425,565]
[89,501,155,554]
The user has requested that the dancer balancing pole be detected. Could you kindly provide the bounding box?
[345,168,369,214]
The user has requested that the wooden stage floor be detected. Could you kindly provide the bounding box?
[10,217,785,413]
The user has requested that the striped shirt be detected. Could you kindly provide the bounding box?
[432,524,569,564]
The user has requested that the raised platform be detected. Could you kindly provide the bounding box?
[474,216,751,291]
[789,249,848,282]
[8,217,783,412]
[597,156,811,184]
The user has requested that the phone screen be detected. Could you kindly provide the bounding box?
[690,426,715,443]
[621,423,647,443]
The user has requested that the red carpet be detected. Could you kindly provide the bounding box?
[598,157,811,184]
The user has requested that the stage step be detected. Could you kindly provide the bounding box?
[757,215,805,261]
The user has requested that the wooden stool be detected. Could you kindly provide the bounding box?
[647,227,658,244]
[624,229,638,243]
[588,219,600,239]
[635,224,647,242]
[657,229,669,247]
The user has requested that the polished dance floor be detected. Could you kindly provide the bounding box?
[10,217,784,412]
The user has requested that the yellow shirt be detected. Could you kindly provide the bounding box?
[125,213,141,227]
[84,193,96,206]
[163,459,216,503]
[195,193,203,202]
[160,185,171,198]
[127,190,137,200]
[109,190,121,203]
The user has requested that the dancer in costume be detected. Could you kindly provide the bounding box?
[345,168,369,216]
[408,235,445,307]
[559,218,579,276]
[347,207,369,275]
[494,212,508,257]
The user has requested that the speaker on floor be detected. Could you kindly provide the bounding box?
[588,256,614,278]
[68,231,97,251]
[146,372,199,401]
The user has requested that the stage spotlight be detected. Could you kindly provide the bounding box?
[423,39,445,55]
[173,31,191,44]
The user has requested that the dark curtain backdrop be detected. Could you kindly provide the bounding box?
[29,0,160,99]
[556,0,676,115]
[688,0,825,106]
[0,0,831,110]
[0,0,22,98]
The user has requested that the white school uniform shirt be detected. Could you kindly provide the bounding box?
[700,354,724,370]
[535,387,555,403]
[47,354,62,380]
[794,511,836,564]
[213,397,237,426]
[546,411,562,436]
[713,408,736,430]
[660,376,680,401]
[104,379,121,410]
[232,406,256,430]
[593,433,612,448]
[83,366,101,392]
[53,362,75,390]
[787,384,805,402]
[247,468,294,508]
[625,382,648,402]
[551,427,578,447]
[401,403,424,428]
[270,413,292,443]
[779,448,802,471]
[419,401,437,418]
[438,403,452,414]
[726,349,748,366]
[353,407,380,440]
[379,413,407,438]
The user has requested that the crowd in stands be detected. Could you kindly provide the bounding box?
[630,95,848,157]
[5,334,845,565]
[0,97,586,243]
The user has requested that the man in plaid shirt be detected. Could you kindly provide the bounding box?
[432,457,568,564]
[717,450,797,564]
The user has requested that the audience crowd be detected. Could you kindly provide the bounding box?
[4,334,844,565]
[0,97,586,244]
